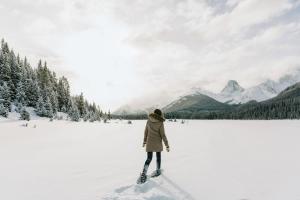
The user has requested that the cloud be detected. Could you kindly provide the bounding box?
[1,0,300,110]
[110,0,300,106]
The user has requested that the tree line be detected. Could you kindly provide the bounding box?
[163,97,300,120]
[0,39,109,121]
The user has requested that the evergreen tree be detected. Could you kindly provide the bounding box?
[0,43,11,83]
[25,78,39,107]
[0,103,8,117]
[57,77,70,111]
[75,93,85,117]
[69,100,80,122]
[36,96,47,117]
[0,82,11,111]
[49,90,58,114]
[44,96,53,118]
[20,107,30,121]
[0,42,15,100]
[15,81,27,106]
[108,110,111,120]
[9,51,22,99]
[83,112,89,122]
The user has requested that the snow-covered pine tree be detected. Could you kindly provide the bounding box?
[69,100,80,122]
[89,112,97,122]
[0,82,11,111]
[83,111,90,122]
[108,110,111,120]
[57,76,71,112]
[76,93,85,117]
[15,80,27,107]
[20,107,30,121]
[0,42,11,84]
[0,103,8,117]
[44,96,53,118]
[36,96,47,117]
[9,51,21,100]
[49,90,58,114]
[0,42,15,102]
[25,78,39,107]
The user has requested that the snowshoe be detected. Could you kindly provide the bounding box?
[150,169,161,178]
[137,172,147,184]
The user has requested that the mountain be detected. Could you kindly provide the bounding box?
[227,82,300,119]
[162,93,231,114]
[195,69,300,104]
[164,82,300,119]
[238,80,278,102]
[271,82,300,100]
[114,68,300,116]
[220,80,245,95]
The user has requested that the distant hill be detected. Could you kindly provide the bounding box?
[163,93,231,113]
[162,93,234,119]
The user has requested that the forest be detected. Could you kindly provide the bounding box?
[0,39,110,121]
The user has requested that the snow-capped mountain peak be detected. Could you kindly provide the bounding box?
[221,80,244,94]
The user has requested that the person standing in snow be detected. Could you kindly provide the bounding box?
[138,109,170,184]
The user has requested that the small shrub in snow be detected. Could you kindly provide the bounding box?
[20,108,30,121]
[21,123,28,127]
[54,114,64,120]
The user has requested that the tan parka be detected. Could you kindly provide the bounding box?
[143,113,169,152]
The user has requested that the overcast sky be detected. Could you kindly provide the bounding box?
[1,0,300,110]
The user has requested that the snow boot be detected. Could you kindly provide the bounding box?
[137,172,147,184]
[137,164,149,184]
[150,169,161,178]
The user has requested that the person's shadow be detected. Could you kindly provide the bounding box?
[158,175,196,200]
[104,174,196,200]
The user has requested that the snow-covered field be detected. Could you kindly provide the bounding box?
[1,119,300,200]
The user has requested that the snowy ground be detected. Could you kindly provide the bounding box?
[1,119,300,200]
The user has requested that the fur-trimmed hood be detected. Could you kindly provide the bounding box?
[149,112,165,122]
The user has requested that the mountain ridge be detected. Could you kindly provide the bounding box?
[114,68,300,115]
[163,81,300,119]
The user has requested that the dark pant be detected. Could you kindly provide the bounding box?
[143,152,161,173]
